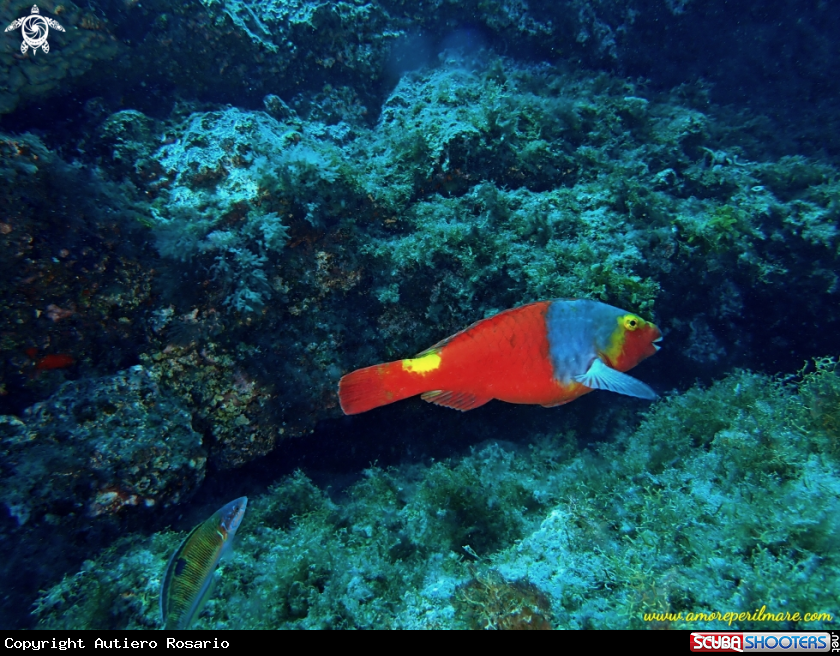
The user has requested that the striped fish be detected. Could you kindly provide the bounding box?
[160,496,248,629]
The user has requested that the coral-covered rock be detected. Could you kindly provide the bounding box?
[93,110,162,184]
[140,342,278,469]
[0,131,156,412]
[0,365,205,527]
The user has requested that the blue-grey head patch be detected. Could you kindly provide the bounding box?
[545,299,623,383]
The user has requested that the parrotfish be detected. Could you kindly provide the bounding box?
[160,497,248,630]
[339,299,661,415]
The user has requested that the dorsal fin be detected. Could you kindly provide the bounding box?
[414,301,550,357]
[420,390,491,411]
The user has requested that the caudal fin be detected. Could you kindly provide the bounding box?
[338,362,417,415]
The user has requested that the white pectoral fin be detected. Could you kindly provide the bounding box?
[574,358,658,400]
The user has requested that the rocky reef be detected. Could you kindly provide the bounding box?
[0,366,204,528]
[33,362,840,629]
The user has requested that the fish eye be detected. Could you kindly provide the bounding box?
[623,315,640,331]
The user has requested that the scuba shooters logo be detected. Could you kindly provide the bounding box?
[690,632,836,652]
[5,5,65,54]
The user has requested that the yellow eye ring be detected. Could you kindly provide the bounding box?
[623,315,641,331]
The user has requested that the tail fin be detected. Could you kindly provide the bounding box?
[338,362,417,415]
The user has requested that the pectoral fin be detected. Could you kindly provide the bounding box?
[574,358,657,400]
[421,390,491,411]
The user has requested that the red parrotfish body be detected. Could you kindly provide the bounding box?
[338,299,662,415]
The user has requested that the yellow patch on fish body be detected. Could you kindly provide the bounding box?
[401,351,442,375]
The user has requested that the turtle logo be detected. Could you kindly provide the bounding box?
[5,5,65,55]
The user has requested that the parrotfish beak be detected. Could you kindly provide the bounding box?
[653,335,663,352]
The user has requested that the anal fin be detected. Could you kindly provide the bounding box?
[540,399,573,408]
[420,390,491,411]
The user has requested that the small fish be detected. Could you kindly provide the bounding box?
[339,299,661,414]
[160,497,248,630]
[34,354,75,370]
[24,348,75,371]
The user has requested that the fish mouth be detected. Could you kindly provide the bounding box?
[652,336,663,352]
